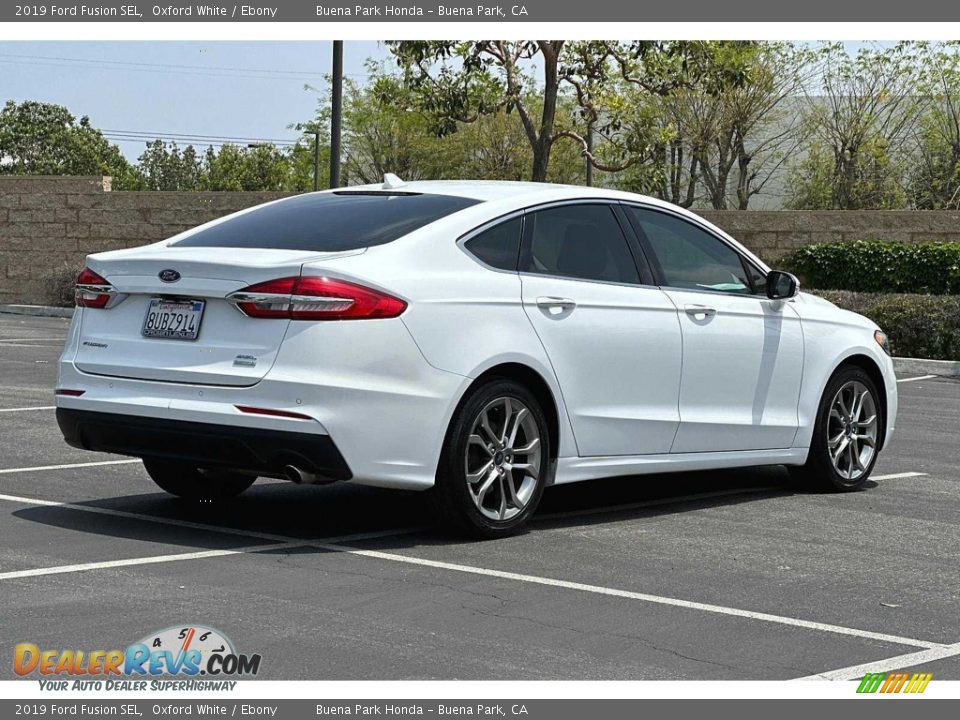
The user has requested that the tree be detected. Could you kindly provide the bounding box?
[200,143,290,191]
[668,42,812,209]
[0,100,137,184]
[386,41,726,183]
[908,42,960,209]
[786,43,924,209]
[136,140,202,190]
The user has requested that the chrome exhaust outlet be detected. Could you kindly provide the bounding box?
[284,464,320,485]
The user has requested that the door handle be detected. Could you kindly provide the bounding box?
[684,304,717,318]
[536,296,577,311]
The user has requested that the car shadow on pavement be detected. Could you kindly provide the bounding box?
[6,464,848,554]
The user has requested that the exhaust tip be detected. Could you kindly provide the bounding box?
[284,464,307,484]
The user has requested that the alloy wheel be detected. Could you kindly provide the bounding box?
[465,396,542,521]
[827,380,878,481]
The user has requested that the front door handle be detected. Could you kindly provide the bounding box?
[684,304,717,318]
[536,296,577,311]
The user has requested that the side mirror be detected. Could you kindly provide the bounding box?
[766,270,799,300]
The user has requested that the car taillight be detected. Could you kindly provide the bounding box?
[229,276,407,321]
[75,267,115,309]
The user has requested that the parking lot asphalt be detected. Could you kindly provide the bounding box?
[0,313,958,681]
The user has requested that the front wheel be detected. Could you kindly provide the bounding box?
[790,365,883,492]
[143,459,256,501]
[432,379,551,538]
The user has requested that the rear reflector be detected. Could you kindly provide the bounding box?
[228,276,406,320]
[75,267,114,309]
[235,405,313,420]
[55,389,86,397]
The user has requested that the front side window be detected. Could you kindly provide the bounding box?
[626,207,752,294]
[463,217,522,271]
[520,204,640,284]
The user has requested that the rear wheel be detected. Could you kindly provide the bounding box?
[790,365,882,492]
[143,458,256,501]
[432,379,551,538]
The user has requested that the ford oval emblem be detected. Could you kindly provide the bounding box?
[158,269,181,283]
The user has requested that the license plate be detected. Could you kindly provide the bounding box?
[142,299,205,341]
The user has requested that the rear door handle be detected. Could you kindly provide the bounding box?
[536,296,577,311]
[684,304,717,318]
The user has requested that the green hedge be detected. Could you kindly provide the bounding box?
[782,240,960,294]
[814,290,960,361]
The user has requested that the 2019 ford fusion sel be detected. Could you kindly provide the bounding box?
[56,179,897,537]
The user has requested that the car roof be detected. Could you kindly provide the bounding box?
[343,179,663,206]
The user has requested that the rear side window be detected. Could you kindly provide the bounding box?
[463,217,522,271]
[173,192,481,252]
[520,204,640,284]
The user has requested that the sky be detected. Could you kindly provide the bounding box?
[0,40,887,163]
[0,41,386,160]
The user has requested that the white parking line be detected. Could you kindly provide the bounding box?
[0,406,55,413]
[795,641,960,680]
[0,338,63,343]
[871,472,927,481]
[897,375,937,383]
[0,490,941,651]
[0,542,302,581]
[0,459,141,475]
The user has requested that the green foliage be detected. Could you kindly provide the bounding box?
[0,100,138,186]
[814,290,960,360]
[782,241,960,294]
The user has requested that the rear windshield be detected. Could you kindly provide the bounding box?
[172,191,481,252]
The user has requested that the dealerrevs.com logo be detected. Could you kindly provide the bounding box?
[14,625,262,691]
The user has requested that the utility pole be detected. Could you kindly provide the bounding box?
[311,130,320,192]
[329,40,343,189]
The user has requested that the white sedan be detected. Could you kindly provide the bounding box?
[56,179,897,537]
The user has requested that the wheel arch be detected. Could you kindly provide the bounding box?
[459,362,562,464]
[830,353,889,451]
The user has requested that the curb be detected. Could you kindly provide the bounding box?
[1,303,959,376]
[893,357,960,378]
[0,304,74,319]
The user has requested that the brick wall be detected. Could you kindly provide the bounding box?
[0,177,290,304]
[3,176,960,305]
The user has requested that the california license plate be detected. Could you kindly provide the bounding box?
[142,299,205,341]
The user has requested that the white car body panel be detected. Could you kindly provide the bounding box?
[56,181,897,494]
[520,272,682,457]
[663,288,805,453]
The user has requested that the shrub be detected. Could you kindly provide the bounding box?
[813,290,960,361]
[45,263,81,308]
[782,240,960,294]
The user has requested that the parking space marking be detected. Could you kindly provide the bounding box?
[334,546,944,651]
[871,472,927,481]
[0,542,303,581]
[796,641,960,680]
[0,492,941,651]
[0,338,63,344]
[0,406,55,413]
[897,375,937,383]
[0,459,141,475]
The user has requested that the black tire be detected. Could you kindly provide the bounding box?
[789,365,883,492]
[432,378,552,539]
[143,458,256,501]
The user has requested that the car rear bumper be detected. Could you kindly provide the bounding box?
[56,408,352,481]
